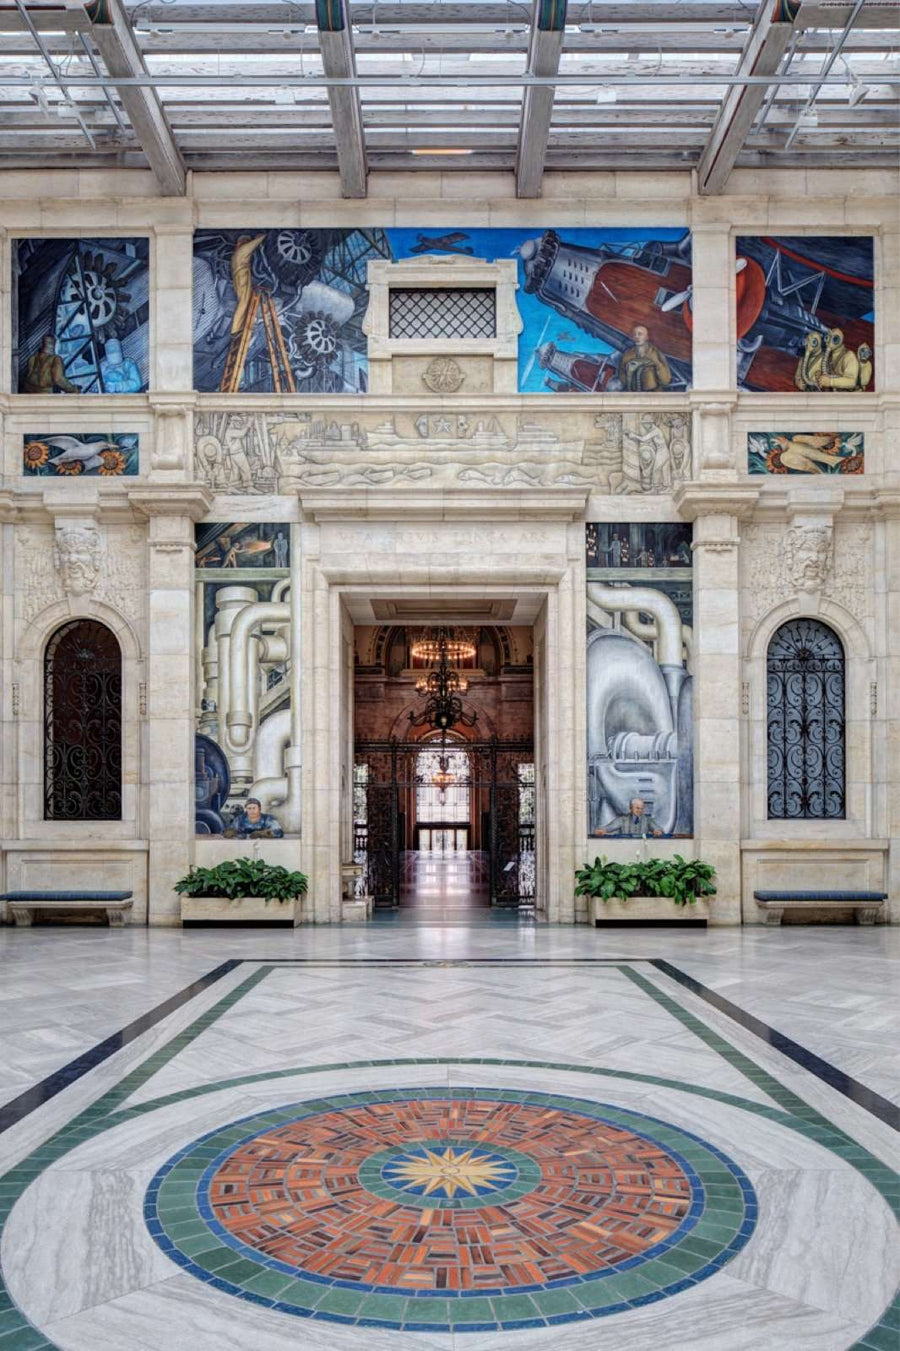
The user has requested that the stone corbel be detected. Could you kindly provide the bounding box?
[692,398,737,473]
[149,395,196,472]
[127,484,212,521]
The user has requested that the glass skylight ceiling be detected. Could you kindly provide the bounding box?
[0,0,896,175]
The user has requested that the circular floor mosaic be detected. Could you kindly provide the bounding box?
[146,1089,757,1332]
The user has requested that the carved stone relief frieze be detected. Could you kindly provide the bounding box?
[193,409,693,496]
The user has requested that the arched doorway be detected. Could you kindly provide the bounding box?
[44,618,122,820]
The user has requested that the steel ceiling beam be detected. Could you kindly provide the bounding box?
[81,0,185,194]
[316,0,367,197]
[697,0,804,194]
[516,0,567,197]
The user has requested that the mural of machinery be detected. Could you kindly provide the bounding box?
[194,523,300,838]
[15,237,149,394]
[585,524,694,838]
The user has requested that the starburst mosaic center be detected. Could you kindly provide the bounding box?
[146,1089,757,1332]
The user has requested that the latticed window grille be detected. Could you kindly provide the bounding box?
[388,288,496,339]
[766,618,845,820]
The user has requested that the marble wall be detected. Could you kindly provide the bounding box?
[0,166,896,925]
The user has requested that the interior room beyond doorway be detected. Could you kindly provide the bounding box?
[353,619,535,920]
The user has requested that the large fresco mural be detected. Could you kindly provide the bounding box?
[747,431,864,476]
[14,238,150,394]
[586,523,693,839]
[194,523,299,839]
[23,432,139,477]
[735,236,874,393]
[192,228,693,394]
[193,409,693,494]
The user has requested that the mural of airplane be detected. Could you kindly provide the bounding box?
[520,230,874,394]
[409,232,475,256]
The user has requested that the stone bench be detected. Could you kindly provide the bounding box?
[1,891,134,927]
[754,890,886,926]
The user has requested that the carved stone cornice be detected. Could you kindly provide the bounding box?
[127,484,211,520]
[298,487,590,523]
[673,483,760,521]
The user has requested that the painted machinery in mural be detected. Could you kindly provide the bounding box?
[586,525,694,839]
[354,741,535,910]
[15,238,149,395]
[522,230,693,392]
[735,236,874,393]
[193,228,392,394]
[194,523,299,840]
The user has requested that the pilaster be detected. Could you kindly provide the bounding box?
[130,484,210,922]
[676,484,759,924]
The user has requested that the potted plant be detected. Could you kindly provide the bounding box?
[175,858,308,926]
[575,855,716,924]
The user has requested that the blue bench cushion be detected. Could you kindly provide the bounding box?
[0,891,133,902]
[754,890,886,902]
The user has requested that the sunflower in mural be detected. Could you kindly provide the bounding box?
[98,449,126,475]
[55,457,84,475]
[23,440,50,470]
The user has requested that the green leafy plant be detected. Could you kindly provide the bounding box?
[174,858,308,903]
[574,855,716,907]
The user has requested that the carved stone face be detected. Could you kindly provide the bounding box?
[54,526,101,596]
[785,525,832,592]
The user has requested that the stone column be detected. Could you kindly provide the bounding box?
[878,494,900,922]
[676,486,759,924]
[129,486,210,924]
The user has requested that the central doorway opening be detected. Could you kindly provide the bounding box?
[352,623,534,918]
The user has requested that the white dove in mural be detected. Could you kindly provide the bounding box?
[44,435,121,472]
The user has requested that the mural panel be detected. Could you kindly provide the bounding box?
[23,433,139,477]
[15,238,150,395]
[193,409,692,494]
[747,432,864,476]
[586,523,693,838]
[735,236,874,393]
[194,523,299,839]
[193,228,693,394]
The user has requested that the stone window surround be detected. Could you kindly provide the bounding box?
[363,255,522,364]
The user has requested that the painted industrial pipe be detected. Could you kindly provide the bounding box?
[224,601,291,753]
[587,581,687,708]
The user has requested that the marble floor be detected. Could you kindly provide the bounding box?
[0,923,897,1351]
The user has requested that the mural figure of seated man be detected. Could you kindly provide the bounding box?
[224,798,284,839]
[594,797,663,838]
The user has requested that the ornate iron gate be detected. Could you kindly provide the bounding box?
[354,739,535,909]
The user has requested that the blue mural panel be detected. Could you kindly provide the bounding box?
[23,432,139,477]
[15,237,150,395]
[192,228,693,394]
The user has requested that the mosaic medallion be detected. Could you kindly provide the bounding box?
[146,1089,757,1332]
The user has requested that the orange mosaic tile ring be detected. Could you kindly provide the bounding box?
[146,1089,757,1332]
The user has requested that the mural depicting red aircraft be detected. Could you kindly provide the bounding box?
[520,230,874,394]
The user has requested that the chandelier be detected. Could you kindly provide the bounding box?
[409,629,477,733]
[410,626,477,665]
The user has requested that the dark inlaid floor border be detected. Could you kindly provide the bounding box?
[1,955,896,1139]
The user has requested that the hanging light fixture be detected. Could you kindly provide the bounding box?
[409,629,477,733]
[410,626,477,665]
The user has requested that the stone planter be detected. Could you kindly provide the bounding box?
[590,895,710,925]
[180,895,300,926]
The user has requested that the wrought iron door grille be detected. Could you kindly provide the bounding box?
[767,618,845,819]
[44,619,122,821]
[388,288,496,340]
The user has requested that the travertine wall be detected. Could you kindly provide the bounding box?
[0,167,897,925]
